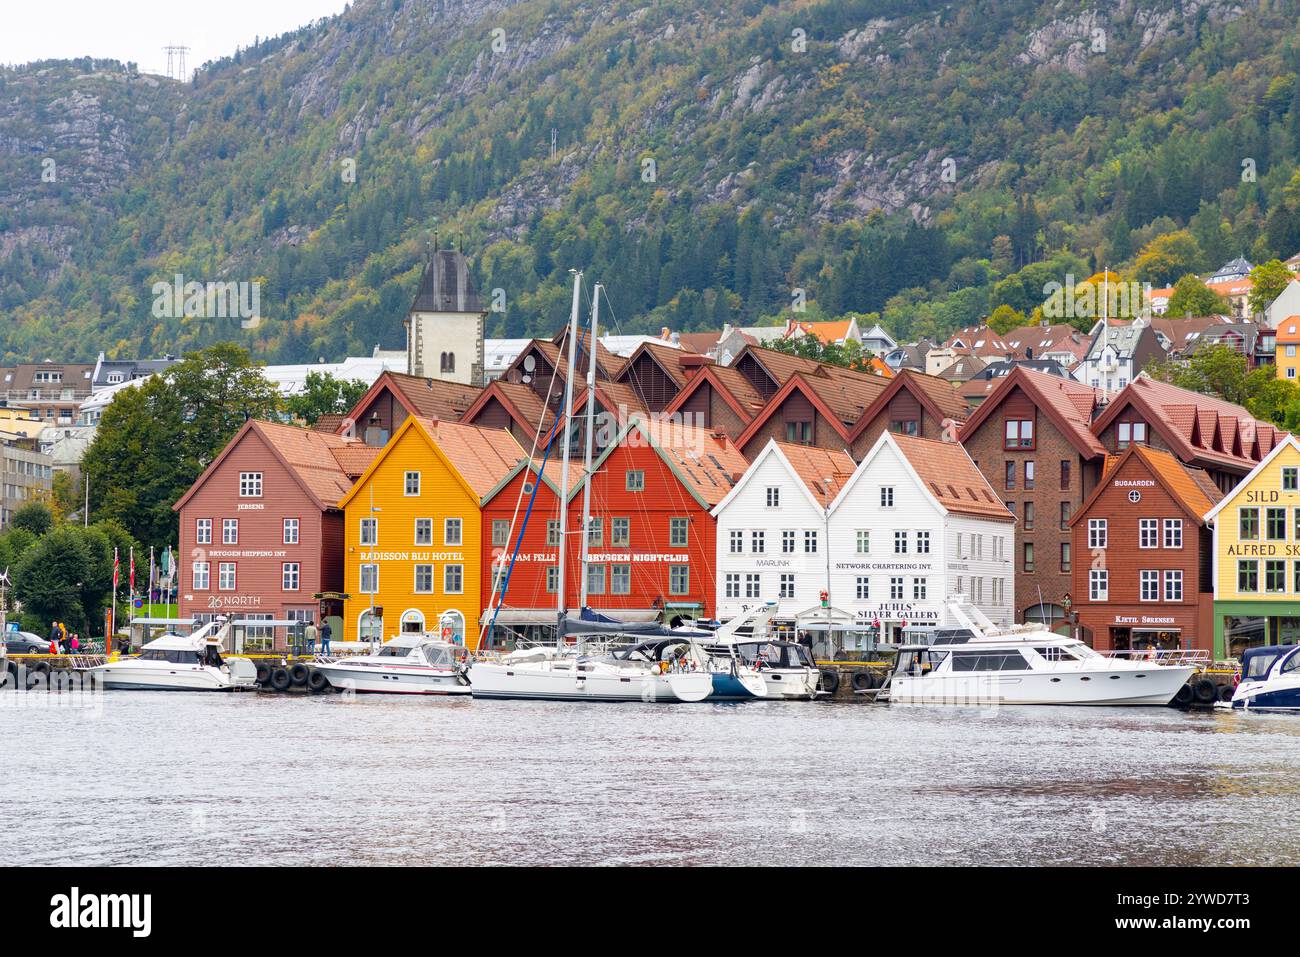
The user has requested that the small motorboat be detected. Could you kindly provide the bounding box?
[313,634,471,694]
[1229,644,1300,711]
[84,622,257,691]
[702,602,818,700]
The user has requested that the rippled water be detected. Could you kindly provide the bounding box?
[3,690,1299,866]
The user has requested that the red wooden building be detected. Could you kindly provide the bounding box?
[479,416,749,643]
[173,419,375,648]
[1067,444,1222,651]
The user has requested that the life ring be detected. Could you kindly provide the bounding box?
[851,670,874,692]
[307,669,329,693]
[818,669,840,694]
[1192,677,1218,705]
[269,667,292,692]
[255,662,272,685]
[1172,683,1195,707]
[289,663,311,687]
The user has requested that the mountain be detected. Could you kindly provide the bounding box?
[2,0,1300,364]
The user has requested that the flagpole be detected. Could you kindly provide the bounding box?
[129,546,135,627]
[110,547,118,656]
[149,545,155,615]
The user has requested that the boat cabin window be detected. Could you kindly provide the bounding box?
[1033,646,1079,662]
[139,649,201,664]
[950,650,1029,672]
[1279,650,1300,675]
[203,646,224,667]
[895,649,950,675]
[376,643,412,657]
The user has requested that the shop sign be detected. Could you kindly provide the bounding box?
[852,602,940,623]
[1113,614,1176,625]
[360,551,465,562]
[206,595,263,609]
[834,560,935,573]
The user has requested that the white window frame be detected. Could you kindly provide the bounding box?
[239,471,262,498]
[404,471,421,496]
[218,562,237,591]
[282,562,300,592]
[444,563,464,595]
[444,518,463,547]
[196,518,212,544]
[222,518,238,545]
[192,561,210,591]
[283,518,299,545]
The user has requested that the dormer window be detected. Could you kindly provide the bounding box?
[1116,422,1147,449]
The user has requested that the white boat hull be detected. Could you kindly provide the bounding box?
[87,663,236,691]
[469,660,713,702]
[314,662,470,695]
[889,665,1195,706]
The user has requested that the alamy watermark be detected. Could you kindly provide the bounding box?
[151,274,261,329]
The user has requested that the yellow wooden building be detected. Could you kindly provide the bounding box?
[338,415,523,648]
[1205,433,1300,658]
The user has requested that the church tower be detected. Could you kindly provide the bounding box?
[405,247,486,386]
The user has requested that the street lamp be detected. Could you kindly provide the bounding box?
[367,482,381,650]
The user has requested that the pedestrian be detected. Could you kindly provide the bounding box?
[319,620,331,655]
[304,620,318,655]
[70,634,79,652]
[48,621,60,650]
[58,621,68,653]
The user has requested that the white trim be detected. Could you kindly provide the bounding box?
[827,431,948,519]
[709,438,837,518]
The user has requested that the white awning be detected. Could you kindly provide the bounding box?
[793,605,857,628]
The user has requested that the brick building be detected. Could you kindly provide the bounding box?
[1068,445,1221,652]
[959,367,1106,627]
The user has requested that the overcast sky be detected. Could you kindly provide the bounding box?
[1,0,352,78]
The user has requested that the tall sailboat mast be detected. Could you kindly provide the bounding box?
[578,283,601,608]
[556,270,583,642]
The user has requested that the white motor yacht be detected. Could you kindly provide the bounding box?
[885,597,1199,706]
[85,622,257,691]
[702,603,819,700]
[313,634,470,694]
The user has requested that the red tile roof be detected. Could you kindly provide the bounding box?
[1073,444,1222,527]
[889,433,1014,521]
[414,416,525,499]
[592,418,750,508]
[775,441,856,504]
[959,367,1105,458]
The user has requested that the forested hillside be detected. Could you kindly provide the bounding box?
[3,0,1300,362]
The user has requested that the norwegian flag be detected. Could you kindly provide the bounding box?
[129,548,135,593]
[113,548,119,589]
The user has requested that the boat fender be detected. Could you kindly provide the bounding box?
[818,669,840,694]
[1172,683,1195,707]
[851,670,874,692]
[307,669,329,692]
[1192,677,1218,705]
[289,663,311,686]
[255,662,272,685]
[269,667,292,692]
[1218,683,1236,703]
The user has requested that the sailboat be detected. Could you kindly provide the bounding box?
[469,272,715,703]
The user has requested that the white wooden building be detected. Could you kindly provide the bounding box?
[827,432,1016,647]
[710,439,856,627]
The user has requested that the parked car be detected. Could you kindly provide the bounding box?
[4,632,50,655]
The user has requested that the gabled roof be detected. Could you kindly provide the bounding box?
[1070,444,1222,528]
[551,326,627,379]
[847,369,967,443]
[829,431,1013,522]
[738,369,889,449]
[1091,375,1273,473]
[173,419,365,513]
[942,325,1014,357]
[959,366,1105,458]
[577,416,749,510]
[480,456,588,506]
[461,379,556,440]
[337,416,523,508]
[1205,434,1300,521]
[785,319,857,345]
[731,343,828,386]
[616,339,695,390]
[709,438,854,517]
[343,370,482,429]
[660,362,767,424]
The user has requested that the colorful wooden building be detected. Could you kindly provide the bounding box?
[337,416,522,647]
[1068,445,1221,652]
[173,419,376,648]
[1204,434,1300,658]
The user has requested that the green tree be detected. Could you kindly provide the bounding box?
[80,343,281,547]
[1248,260,1293,316]
[50,471,80,522]
[1245,369,1300,426]
[1133,231,1204,285]
[1146,344,1251,405]
[987,304,1026,335]
[11,501,54,537]
[285,371,369,425]
[1165,274,1231,318]
[14,527,93,632]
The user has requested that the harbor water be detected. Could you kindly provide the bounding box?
[3,692,1300,866]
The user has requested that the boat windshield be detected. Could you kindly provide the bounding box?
[422,645,454,667]
[1244,649,1287,680]
[375,644,412,658]
[139,649,201,664]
